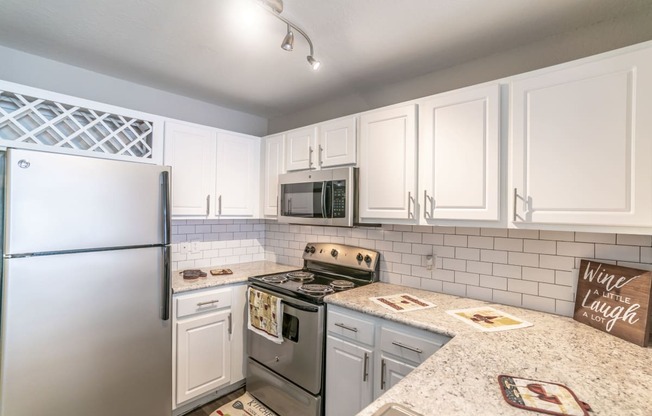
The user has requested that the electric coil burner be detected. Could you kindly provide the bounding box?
[247,243,380,416]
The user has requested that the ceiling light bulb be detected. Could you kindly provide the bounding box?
[307,55,321,70]
[281,25,294,51]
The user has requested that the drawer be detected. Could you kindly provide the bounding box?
[176,287,232,319]
[379,326,449,364]
[327,308,375,346]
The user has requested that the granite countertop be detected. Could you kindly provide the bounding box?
[172,261,297,293]
[325,282,652,416]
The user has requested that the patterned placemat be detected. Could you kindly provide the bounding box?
[211,392,277,416]
[498,375,591,416]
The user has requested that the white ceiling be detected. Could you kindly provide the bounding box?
[0,0,650,119]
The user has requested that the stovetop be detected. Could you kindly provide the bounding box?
[249,242,380,304]
[248,270,368,304]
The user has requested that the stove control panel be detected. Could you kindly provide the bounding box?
[302,242,379,271]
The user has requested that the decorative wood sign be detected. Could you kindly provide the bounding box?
[574,260,652,347]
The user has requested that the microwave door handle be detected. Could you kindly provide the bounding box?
[321,182,328,218]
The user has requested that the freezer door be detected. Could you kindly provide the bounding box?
[5,149,170,254]
[0,247,172,416]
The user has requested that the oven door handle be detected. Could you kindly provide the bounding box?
[282,300,319,313]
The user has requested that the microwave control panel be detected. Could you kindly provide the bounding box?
[332,180,346,218]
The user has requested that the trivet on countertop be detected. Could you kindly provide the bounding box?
[498,375,591,416]
[180,269,206,280]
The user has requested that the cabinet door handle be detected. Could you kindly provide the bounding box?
[391,341,422,354]
[334,322,358,332]
[206,194,210,216]
[423,190,432,219]
[407,191,415,219]
[197,300,219,307]
[380,358,386,390]
[228,312,232,336]
[309,146,313,168]
[318,144,323,166]
[363,352,369,382]
[512,188,518,222]
[218,194,222,216]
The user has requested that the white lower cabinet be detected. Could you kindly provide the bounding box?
[325,305,450,416]
[172,284,246,409]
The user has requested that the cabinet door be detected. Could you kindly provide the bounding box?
[325,335,373,416]
[285,126,317,171]
[175,309,231,405]
[229,285,247,383]
[318,116,357,168]
[263,134,285,217]
[419,84,500,222]
[377,354,415,398]
[511,47,652,227]
[164,121,216,216]
[215,132,260,217]
[359,104,417,221]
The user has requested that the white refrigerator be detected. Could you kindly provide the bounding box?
[0,149,172,416]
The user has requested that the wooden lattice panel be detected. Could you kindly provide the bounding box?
[0,90,154,159]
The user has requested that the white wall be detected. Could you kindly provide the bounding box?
[0,45,268,137]
[268,7,652,133]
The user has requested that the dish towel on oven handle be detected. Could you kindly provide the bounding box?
[247,287,284,344]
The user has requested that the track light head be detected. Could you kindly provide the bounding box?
[307,55,321,70]
[281,25,294,51]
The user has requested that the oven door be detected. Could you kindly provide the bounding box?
[247,286,324,394]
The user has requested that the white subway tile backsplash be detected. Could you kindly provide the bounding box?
[508,252,539,267]
[556,242,595,258]
[493,263,522,279]
[173,222,652,320]
[522,267,555,283]
[595,244,640,262]
[508,229,540,239]
[494,238,523,252]
[468,236,494,249]
[455,247,480,261]
[507,279,538,295]
[616,234,652,246]
[443,234,468,247]
[523,239,556,255]
[539,230,574,241]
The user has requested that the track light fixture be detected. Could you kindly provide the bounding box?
[281,24,294,51]
[257,0,321,70]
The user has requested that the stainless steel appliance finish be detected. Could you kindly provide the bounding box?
[278,166,356,227]
[247,242,380,416]
[0,149,172,416]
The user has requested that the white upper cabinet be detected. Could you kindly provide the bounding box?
[164,121,216,217]
[262,134,285,217]
[359,104,418,222]
[215,131,260,217]
[285,126,317,171]
[419,84,501,223]
[317,116,357,168]
[510,46,652,227]
[284,116,358,171]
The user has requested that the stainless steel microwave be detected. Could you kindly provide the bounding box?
[278,167,357,227]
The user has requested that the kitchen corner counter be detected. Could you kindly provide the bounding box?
[172,261,297,293]
[325,282,652,416]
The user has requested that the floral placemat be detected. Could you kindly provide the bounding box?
[370,293,436,313]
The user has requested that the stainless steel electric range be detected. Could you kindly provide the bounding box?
[246,242,380,416]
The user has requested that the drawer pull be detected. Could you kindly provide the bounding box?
[363,352,369,382]
[334,322,358,332]
[197,300,220,307]
[392,341,422,354]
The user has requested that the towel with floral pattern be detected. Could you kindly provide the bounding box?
[247,287,283,344]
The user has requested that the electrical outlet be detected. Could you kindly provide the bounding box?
[180,242,190,254]
[426,254,434,270]
[191,241,201,253]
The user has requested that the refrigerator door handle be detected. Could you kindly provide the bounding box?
[161,171,171,245]
[162,245,171,321]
